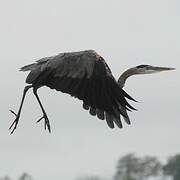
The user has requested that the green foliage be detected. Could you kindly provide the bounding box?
[163,154,180,180]
[1,154,180,180]
[18,173,33,180]
[0,173,33,180]
[114,153,162,180]
[76,175,103,180]
[0,176,11,180]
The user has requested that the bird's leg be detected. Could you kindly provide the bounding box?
[9,85,33,134]
[33,88,51,133]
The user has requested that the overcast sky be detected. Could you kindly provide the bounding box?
[0,0,179,180]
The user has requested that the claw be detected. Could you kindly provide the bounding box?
[10,110,18,117]
[36,116,44,123]
[9,110,20,134]
[36,114,51,133]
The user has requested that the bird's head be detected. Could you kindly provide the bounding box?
[132,64,175,75]
[118,64,175,88]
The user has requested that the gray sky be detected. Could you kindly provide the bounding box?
[0,0,179,180]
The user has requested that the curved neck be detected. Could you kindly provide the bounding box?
[118,68,136,88]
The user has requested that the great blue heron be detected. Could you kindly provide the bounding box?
[9,50,174,134]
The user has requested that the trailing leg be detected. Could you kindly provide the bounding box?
[9,85,32,134]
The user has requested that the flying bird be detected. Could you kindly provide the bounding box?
[9,50,174,134]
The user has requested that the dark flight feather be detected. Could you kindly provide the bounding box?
[105,113,114,128]
[21,50,136,129]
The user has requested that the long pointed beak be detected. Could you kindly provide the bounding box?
[151,66,175,72]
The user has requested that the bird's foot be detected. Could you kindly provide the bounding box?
[36,113,51,133]
[9,110,20,134]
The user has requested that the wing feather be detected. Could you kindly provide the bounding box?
[83,103,89,110]
[96,109,104,120]
[89,107,96,116]
[105,113,114,128]
[22,50,135,129]
[113,115,123,128]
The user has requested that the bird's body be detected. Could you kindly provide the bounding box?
[9,50,174,133]
[20,50,135,130]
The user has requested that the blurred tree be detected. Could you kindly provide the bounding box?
[18,173,33,180]
[114,153,162,180]
[114,153,138,180]
[163,154,180,180]
[0,176,11,180]
[76,175,103,180]
[0,173,33,180]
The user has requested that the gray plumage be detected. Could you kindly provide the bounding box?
[9,50,174,134]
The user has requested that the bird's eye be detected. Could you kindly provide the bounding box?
[136,65,147,68]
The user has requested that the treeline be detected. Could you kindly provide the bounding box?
[77,153,180,180]
[1,153,180,180]
[0,173,32,180]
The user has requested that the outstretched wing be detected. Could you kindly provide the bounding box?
[21,50,136,128]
